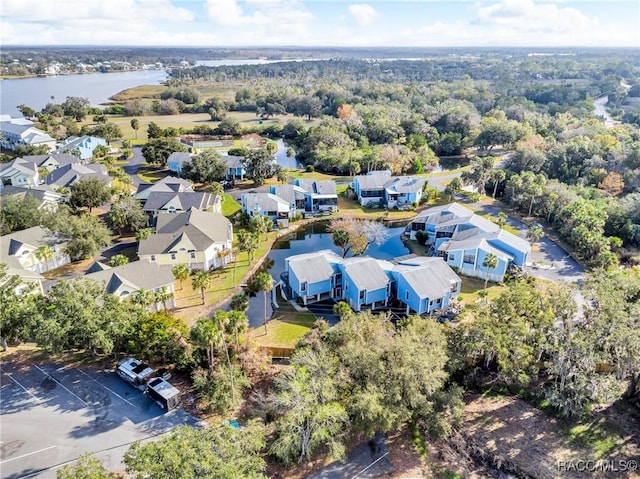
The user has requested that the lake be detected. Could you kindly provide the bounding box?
[242,221,408,327]
[0,70,168,116]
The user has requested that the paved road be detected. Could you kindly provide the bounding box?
[122,146,146,187]
[0,362,199,479]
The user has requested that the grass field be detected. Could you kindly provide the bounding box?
[136,165,169,183]
[222,194,242,217]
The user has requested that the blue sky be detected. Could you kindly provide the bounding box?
[2,0,638,47]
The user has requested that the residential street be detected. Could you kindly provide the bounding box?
[122,146,146,187]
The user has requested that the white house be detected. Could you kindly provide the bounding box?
[0,116,56,152]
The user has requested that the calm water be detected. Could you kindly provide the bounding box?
[1,70,168,116]
[243,222,408,327]
[274,139,302,169]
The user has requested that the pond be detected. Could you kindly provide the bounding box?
[242,221,409,328]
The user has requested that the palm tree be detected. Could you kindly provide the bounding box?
[491,169,506,198]
[253,272,274,334]
[209,181,224,199]
[108,254,129,267]
[332,229,351,258]
[527,224,544,245]
[192,270,212,305]
[155,286,174,313]
[482,253,499,290]
[246,233,258,262]
[130,288,154,309]
[237,231,251,263]
[496,212,508,229]
[227,310,249,349]
[191,316,219,371]
[230,293,249,313]
[172,264,189,290]
[130,118,139,139]
[212,311,236,403]
[250,215,267,240]
[35,245,54,272]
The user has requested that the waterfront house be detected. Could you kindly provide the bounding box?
[270,184,307,215]
[0,116,56,152]
[352,170,390,207]
[352,171,424,208]
[340,257,391,312]
[138,208,233,271]
[0,158,39,190]
[167,152,193,175]
[55,136,107,160]
[45,163,111,189]
[134,176,194,203]
[284,250,343,305]
[293,179,339,213]
[84,261,176,311]
[241,192,292,226]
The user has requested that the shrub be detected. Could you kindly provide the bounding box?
[306,164,315,172]
[416,230,428,246]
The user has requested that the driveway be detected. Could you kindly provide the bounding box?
[0,361,199,479]
[122,146,146,187]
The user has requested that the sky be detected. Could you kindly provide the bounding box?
[2,0,639,48]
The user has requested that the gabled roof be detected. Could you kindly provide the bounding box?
[138,209,232,255]
[438,237,514,262]
[413,202,474,223]
[167,152,192,164]
[143,191,216,213]
[1,185,63,205]
[0,158,37,177]
[23,153,78,168]
[353,170,391,190]
[384,176,425,194]
[287,250,341,284]
[86,261,112,273]
[396,257,461,299]
[271,184,306,205]
[45,163,110,188]
[55,135,105,152]
[0,226,68,269]
[342,257,390,291]
[84,261,175,293]
[134,176,193,199]
[242,193,290,213]
[221,155,244,169]
[484,229,532,254]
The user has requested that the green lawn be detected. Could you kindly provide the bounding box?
[250,314,316,349]
[137,165,169,183]
[222,194,241,218]
[459,275,508,304]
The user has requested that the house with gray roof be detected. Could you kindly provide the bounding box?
[221,155,246,180]
[45,163,111,189]
[241,192,292,226]
[167,152,193,175]
[351,171,425,208]
[282,250,461,315]
[23,153,80,172]
[406,202,530,283]
[84,261,176,311]
[143,191,220,219]
[1,185,64,212]
[269,184,307,215]
[293,179,338,213]
[1,226,70,280]
[0,158,39,190]
[138,208,233,271]
[134,176,193,203]
[0,116,56,152]
[55,136,107,160]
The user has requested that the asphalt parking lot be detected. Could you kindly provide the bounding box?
[0,362,199,479]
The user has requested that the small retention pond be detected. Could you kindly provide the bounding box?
[243,221,408,328]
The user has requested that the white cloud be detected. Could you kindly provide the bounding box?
[348,4,378,26]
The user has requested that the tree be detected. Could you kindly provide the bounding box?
[482,253,498,290]
[124,423,266,479]
[250,214,272,241]
[598,171,624,196]
[17,104,36,118]
[0,264,38,349]
[461,156,494,196]
[59,214,112,260]
[328,218,389,257]
[230,293,249,313]
[333,301,352,319]
[227,309,249,349]
[69,177,111,213]
[209,181,224,199]
[192,271,212,305]
[496,211,508,228]
[108,195,147,234]
[0,195,45,235]
[141,138,187,166]
[130,288,155,309]
[128,311,190,364]
[154,286,173,313]
[275,165,288,184]
[92,144,108,159]
[490,169,506,198]
[181,151,227,184]
[135,227,153,242]
[108,254,129,267]
[62,96,89,121]
[57,453,117,479]
[527,224,544,245]
[89,123,123,145]
[253,272,273,334]
[172,264,189,290]
[147,122,163,139]
[130,118,140,139]
[444,177,463,201]
[242,149,275,186]
[238,231,258,262]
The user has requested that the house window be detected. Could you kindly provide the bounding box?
[301,281,307,292]
[150,255,156,262]
[170,253,176,261]
[463,253,475,264]
[405,291,410,301]
[359,290,365,300]
[448,253,455,262]
[167,206,176,213]
[190,252,196,259]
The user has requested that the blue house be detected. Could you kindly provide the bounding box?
[56,136,107,160]
[340,257,391,312]
[283,251,343,305]
[351,171,425,208]
[221,155,246,180]
[270,184,307,215]
[293,179,338,213]
[406,203,531,283]
[390,256,462,315]
[167,152,192,175]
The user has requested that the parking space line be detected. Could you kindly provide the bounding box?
[33,365,89,407]
[0,445,57,465]
[74,368,138,409]
[0,368,39,400]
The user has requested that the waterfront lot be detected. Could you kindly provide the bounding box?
[0,362,198,479]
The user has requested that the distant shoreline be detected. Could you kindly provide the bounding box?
[0,67,166,81]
